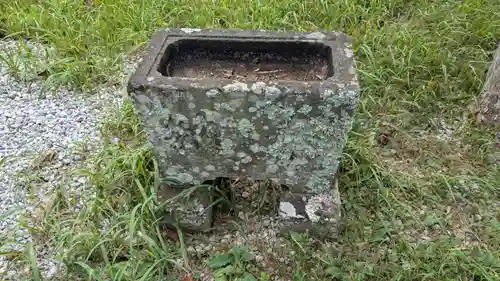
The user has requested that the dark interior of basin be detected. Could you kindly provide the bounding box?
[158,39,334,81]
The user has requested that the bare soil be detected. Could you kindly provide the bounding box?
[168,50,330,82]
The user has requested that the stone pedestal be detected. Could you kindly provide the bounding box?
[128,28,360,235]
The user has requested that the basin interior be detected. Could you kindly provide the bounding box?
[158,39,334,81]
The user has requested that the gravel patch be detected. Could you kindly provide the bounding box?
[180,211,337,281]
[0,39,131,280]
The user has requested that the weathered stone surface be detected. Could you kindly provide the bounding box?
[157,182,214,232]
[278,175,341,239]
[478,43,500,125]
[128,28,359,234]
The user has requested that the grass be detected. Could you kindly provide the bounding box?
[0,0,500,280]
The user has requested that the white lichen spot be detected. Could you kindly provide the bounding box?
[251,81,267,94]
[233,166,239,171]
[250,83,281,96]
[188,102,196,109]
[296,94,306,102]
[321,89,335,99]
[146,76,155,82]
[346,90,359,99]
[305,32,326,40]
[264,86,281,96]
[263,125,269,130]
[298,104,312,114]
[206,89,220,97]
[201,171,210,178]
[204,164,215,171]
[192,167,200,173]
[249,143,260,153]
[248,107,257,113]
[223,82,249,93]
[251,132,260,141]
[279,202,305,219]
[241,156,253,164]
[180,28,202,33]
[286,170,296,177]
[237,152,247,158]
[237,118,254,137]
[344,48,354,58]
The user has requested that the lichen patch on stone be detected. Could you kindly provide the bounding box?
[344,48,354,58]
[205,89,220,97]
[251,82,267,94]
[223,82,249,93]
[264,86,281,96]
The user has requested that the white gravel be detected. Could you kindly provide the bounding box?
[0,39,130,280]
